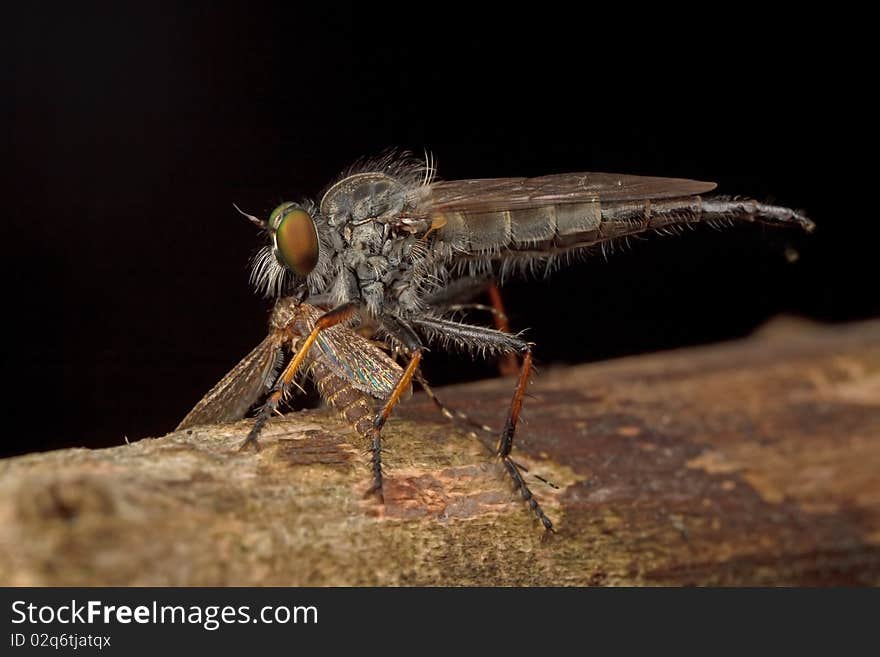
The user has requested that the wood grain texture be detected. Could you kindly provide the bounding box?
[2,318,878,586]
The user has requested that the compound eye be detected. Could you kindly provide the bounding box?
[271,204,319,276]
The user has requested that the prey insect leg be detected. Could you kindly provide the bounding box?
[365,316,424,501]
[411,317,554,533]
[239,302,360,451]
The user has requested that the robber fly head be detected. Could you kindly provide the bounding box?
[239,200,329,299]
[242,151,437,308]
[265,202,320,276]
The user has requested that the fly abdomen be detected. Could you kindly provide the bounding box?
[441,194,812,260]
[590,195,813,243]
[437,202,603,252]
[310,360,375,439]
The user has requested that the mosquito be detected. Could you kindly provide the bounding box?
[179,152,814,534]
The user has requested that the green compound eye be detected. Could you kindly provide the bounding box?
[270,203,319,276]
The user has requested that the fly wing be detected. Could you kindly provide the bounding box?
[419,172,717,214]
[176,333,284,430]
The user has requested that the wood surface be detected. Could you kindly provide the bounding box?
[1,318,878,585]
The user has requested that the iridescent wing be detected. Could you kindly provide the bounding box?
[312,325,403,399]
[177,302,405,431]
[279,301,403,399]
[419,172,717,214]
[176,333,283,430]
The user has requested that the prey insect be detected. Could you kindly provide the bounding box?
[177,300,406,500]
[180,152,814,534]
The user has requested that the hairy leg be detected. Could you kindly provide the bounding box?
[364,316,425,501]
[239,302,360,451]
[412,317,554,533]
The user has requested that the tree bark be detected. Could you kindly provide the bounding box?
[2,318,878,586]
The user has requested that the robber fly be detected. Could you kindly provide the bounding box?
[179,152,813,533]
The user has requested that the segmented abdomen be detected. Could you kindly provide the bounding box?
[434,195,807,255]
[309,359,375,439]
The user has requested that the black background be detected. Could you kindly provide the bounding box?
[5,5,874,457]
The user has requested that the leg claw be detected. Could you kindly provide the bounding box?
[364,484,385,504]
[238,437,261,453]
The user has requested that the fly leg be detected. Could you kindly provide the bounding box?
[365,316,424,502]
[414,369,560,487]
[494,344,555,533]
[411,317,554,534]
[443,297,515,376]
[413,370,495,445]
[485,282,520,376]
[239,302,360,451]
[423,277,519,376]
[443,302,505,321]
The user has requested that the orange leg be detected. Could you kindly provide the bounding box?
[408,316,554,533]
[497,349,533,458]
[499,348,553,533]
[239,303,359,451]
[365,349,423,501]
[486,283,520,377]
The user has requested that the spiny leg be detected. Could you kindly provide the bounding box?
[239,302,360,451]
[496,345,554,533]
[364,316,424,502]
[413,370,495,445]
[366,351,422,501]
[502,456,554,536]
[437,284,519,377]
[414,369,560,490]
[419,277,518,376]
[442,301,517,376]
[412,317,554,533]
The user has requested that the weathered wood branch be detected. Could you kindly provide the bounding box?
[2,318,879,585]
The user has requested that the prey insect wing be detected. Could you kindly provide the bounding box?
[300,307,403,399]
[177,333,283,430]
[177,299,408,501]
[177,300,404,432]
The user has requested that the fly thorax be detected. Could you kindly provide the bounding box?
[317,166,430,314]
[329,267,359,305]
[362,280,385,316]
[320,172,409,226]
[394,280,424,317]
[349,222,385,255]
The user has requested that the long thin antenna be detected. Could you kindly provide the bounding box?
[233,203,264,228]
